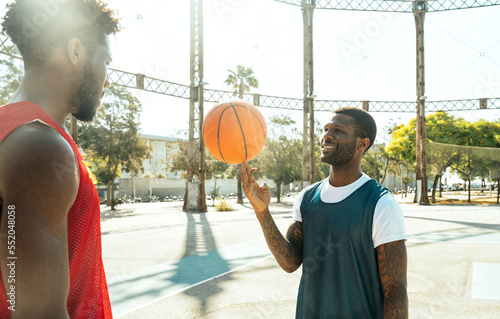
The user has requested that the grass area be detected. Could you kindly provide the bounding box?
[433,197,499,205]
[397,191,499,205]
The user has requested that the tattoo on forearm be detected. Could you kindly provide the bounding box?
[376,240,409,319]
[258,210,303,272]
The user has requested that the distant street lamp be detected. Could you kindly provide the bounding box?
[213,174,220,206]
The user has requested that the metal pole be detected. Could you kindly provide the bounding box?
[184,0,207,212]
[302,0,315,187]
[414,1,430,205]
[198,84,207,211]
[489,169,492,196]
[400,163,404,199]
[71,117,78,143]
[309,97,316,184]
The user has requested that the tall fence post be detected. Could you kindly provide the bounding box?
[184,0,207,212]
[302,0,315,187]
[414,0,430,205]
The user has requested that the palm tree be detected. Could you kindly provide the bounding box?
[225,64,259,99]
[224,65,259,204]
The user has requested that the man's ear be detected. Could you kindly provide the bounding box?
[358,137,370,153]
[67,38,83,67]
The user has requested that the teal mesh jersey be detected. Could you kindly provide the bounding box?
[296,178,389,319]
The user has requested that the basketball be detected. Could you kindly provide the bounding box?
[202,100,267,164]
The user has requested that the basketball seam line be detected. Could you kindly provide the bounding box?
[217,105,233,163]
[229,101,248,162]
[231,103,266,134]
[203,103,226,139]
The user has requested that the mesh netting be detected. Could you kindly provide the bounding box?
[429,142,500,178]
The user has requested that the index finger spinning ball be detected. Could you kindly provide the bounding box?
[202,100,267,164]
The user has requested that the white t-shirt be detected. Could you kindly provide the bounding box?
[293,174,407,248]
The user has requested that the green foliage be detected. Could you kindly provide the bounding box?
[167,130,229,180]
[206,152,230,179]
[253,115,302,202]
[224,64,259,98]
[0,46,23,105]
[167,133,189,178]
[79,86,151,209]
[387,111,500,202]
[361,144,390,184]
[215,197,233,211]
[386,119,417,165]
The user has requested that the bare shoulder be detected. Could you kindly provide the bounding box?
[0,122,79,221]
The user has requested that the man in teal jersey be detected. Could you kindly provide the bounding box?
[242,107,408,318]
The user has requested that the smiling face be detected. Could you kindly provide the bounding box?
[320,113,361,167]
[71,37,112,122]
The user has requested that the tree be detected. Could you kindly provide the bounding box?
[224,64,259,204]
[168,134,189,179]
[0,45,23,105]
[387,112,470,203]
[225,65,259,99]
[450,119,500,202]
[255,115,302,203]
[79,86,150,210]
[389,112,500,203]
[168,131,229,183]
[362,144,390,185]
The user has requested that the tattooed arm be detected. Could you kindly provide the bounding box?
[242,163,303,273]
[376,240,409,319]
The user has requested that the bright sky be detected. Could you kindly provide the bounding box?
[2,0,500,144]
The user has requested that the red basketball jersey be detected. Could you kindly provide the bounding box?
[0,101,112,318]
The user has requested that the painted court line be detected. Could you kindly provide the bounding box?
[108,238,272,317]
[472,263,500,301]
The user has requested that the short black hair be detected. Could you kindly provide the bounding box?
[333,106,377,153]
[2,0,121,69]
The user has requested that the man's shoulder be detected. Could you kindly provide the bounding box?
[0,121,79,215]
[0,122,77,186]
[302,179,327,195]
[362,176,390,195]
[0,121,72,161]
[376,191,402,210]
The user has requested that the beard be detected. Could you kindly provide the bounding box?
[71,61,101,122]
[321,138,357,167]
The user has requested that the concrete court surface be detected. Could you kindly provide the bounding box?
[100,198,500,319]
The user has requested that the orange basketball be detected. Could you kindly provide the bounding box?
[203,100,267,164]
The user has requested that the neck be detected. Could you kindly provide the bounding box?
[10,67,72,128]
[328,162,363,187]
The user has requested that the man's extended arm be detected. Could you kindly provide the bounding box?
[242,163,303,273]
[376,239,409,319]
[0,123,78,318]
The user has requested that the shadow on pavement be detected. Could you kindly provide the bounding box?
[101,208,139,221]
[406,216,500,246]
[406,216,500,232]
[168,212,232,316]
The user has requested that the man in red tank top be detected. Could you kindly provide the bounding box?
[0,1,120,318]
